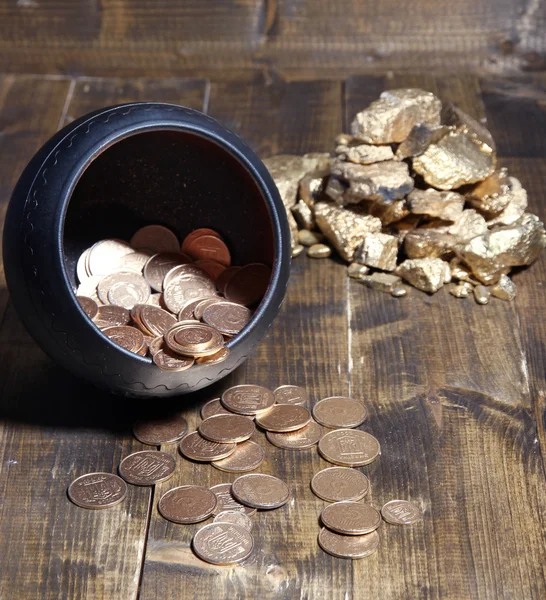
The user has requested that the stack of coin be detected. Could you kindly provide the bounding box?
[74,225,271,371]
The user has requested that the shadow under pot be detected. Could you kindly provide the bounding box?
[3,103,291,398]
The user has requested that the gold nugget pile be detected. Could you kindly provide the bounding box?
[74,225,271,370]
[265,88,546,303]
[68,383,422,563]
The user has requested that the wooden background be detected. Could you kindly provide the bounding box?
[0,0,545,78]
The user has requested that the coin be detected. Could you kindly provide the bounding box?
[178,431,236,462]
[130,225,180,254]
[231,473,290,509]
[102,325,145,353]
[163,276,217,313]
[318,528,379,559]
[147,293,163,307]
[87,239,134,277]
[177,297,209,321]
[158,485,218,523]
[200,398,234,420]
[216,266,241,295]
[312,397,368,429]
[318,429,380,467]
[202,302,252,335]
[166,322,224,357]
[193,297,225,320]
[221,384,275,416]
[77,275,103,300]
[163,264,211,290]
[213,510,253,531]
[184,235,231,266]
[68,472,127,509]
[153,348,194,371]
[144,253,192,292]
[94,305,131,328]
[224,263,271,306]
[139,305,177,336]
[148,336,164,356]
[77,296,98,320]
[311,467,370,502]
[118,250,152,272]
[381,500,423,525]
[118,451,176,486]
[255,404,311,432]
[133,414,189,445]
[181,228,223,254]
[97,270,150,306]
[77,247,92,283]
[195,346,231,365]
[210,483,257,516]
[192,522,253,565]
[266,421,323,450]
[199,414,256,443]
[211,440,265,473]
[273,385,309,405]
[321,501,381,535]
[195,259,226,281]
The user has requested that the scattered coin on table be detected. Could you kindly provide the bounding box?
[320,502,381,535]
[133,414,189,445]
[211,440,265,473]
[221,384,276,415]
[118,451,176,486]
[68,473,127,509]
[311,467,370,502]
[318,429,381,466]
[381,500,423,525]
[273,385,309,405]
[210,483,257,516]
[158,485,218,524]
[178,431,237,462]
[198,414,256,443]
[266,421,323,450]
[255,404,312,432]
[192,522,254,565]
[213,510,253,532]
[312,397,368,429]
[318,528,380,560]
[231,473,290,510]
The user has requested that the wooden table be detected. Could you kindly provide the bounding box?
[0,72,545,599]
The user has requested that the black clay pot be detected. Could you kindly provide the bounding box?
[3,103,290,398]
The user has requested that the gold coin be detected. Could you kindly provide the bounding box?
[130,225,180,254]
[198,414,255,443]
[318,528,379,559]
[201,301,252,335]
[211,440,265,473]
[318,429,380,467]
[102,325,145,354]
[255,404,311,432]
[158,485,217,523]
[213,510,253,531]
[118,451,176,486]
[231,473,290,510]
[68,472,127,509]
[266,421,323,450]
[210,483,257,516]
[273,385,309,405]
[311,467,370,502]
[178,431,236,462]
[221,384,275,416]
[381,500,423,525]
[312,397,367,429]
[133,414,189,445]
[321,501,381,535]
[192,522,253,565]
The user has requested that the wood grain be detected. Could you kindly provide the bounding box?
[345,74,546,599]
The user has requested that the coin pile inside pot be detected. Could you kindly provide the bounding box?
[67,383,423,563]
[265,88,546,303]
[74,225,271,370]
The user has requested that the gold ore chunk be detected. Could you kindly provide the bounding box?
[487,177,528,227]
[358,272,402,293]
[449,281,473,298]
[335,142,394,165]
[396,123,450,160]
[355,232,399,271]
[491,274,517,301]
[407,189,465,222]
[395,257,448,293]
[466,169,511,215]
[292,200,316,230]
[299,168,330,208]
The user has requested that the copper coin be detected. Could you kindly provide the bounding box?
[148,336,164,356]
[68,472,127,509]
[313,397,368,429]
[199,414,255,443]
[266,421,323,450]
[192,522,253,565]
[255,404,311,432]
[94,305,131,328]
[213,510,253,531]
[193,297,225,320]
[87,239,134,277]
[195,346,231,365]
[321,502,381,535]
[318,429,380,467]
[153,348,194,371]
[211,440,265,473]
[77,296,98,320]
[200,398,234,419]
[167,322,224,357]
[231,473,290,510]
[216,266,241,295]
[273,385,309,406]
[102,325,145,353]
[311,467,370,502]
[163,264,211,290]
[118,451,176,486]
[210,483,257,516]
[202,302,252,336]
[139,305,177,336]
[381,500,423,525]
[195,259,227,281]
[221,384,275,416]
[318,528,379,559]
[97,270,150,306]
[118,250,152,273]
[147,293,163,307]
[158,485,218,524]
[133,414,189,445]
[130,225,180,254]
[163,276,217,313]
[184,235,231,266]
[181,228,223,254]
[178,431,236,462]
[225,263,271,307]
[177,297,209,321]
[144,253,192,292]
[130,304,150,333]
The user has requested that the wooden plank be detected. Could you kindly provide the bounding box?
[344,74,546,598]
[0,76,207,599]
[139,78,350,599]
